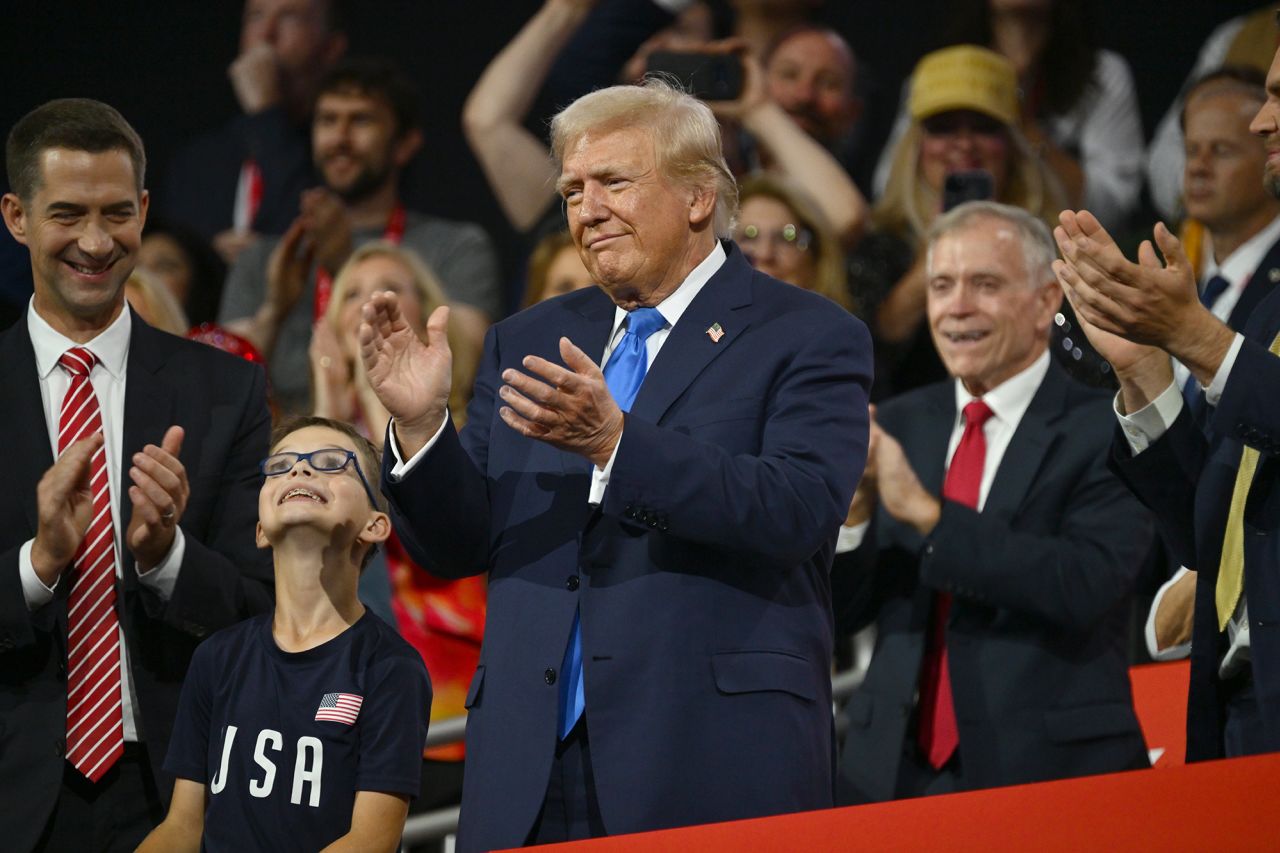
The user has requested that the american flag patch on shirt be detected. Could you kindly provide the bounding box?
[315,692,363,725]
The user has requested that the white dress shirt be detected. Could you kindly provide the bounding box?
[390,242,728,504]
[1118,338,1249,677]
[19,301,185,741]
[837,350,1051,552]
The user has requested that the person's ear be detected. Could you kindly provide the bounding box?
[688,185,716,229]
[255,520,270,550]
[1,193,29,245]
[1035,277,1064,334]
[357,511,392,547]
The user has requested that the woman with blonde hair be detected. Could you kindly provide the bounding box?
[735,172,854,314]
[311,241,480,436]
[125,270,190,336]
[859,45,1067,395]
[310,241,487,814]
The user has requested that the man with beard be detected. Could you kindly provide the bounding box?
[159,0,349,264]
[1054,39,1280,760]
[219,57,502,414]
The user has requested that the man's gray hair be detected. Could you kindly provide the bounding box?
[550,76,739,238]
[927,200,1057,286]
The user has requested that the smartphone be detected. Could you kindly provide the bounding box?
[645,51,745,101]
[942,170,995,211]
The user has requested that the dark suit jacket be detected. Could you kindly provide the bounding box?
[0,313,273,852]
[1113,276,1280,761]
[834,361,1153,804]
[1185,233,1280,429]
[384,245,872,852]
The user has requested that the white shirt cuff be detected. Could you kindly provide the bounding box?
[1115,381,1184,455]
[1204,333,1245,406]
[650,0,695,13]
[135,526,184,600]
[387,417,450,481]
[19,539,58,610]
[835,522,868,554]
[1144,566,1193,661]
[588,433,622,506]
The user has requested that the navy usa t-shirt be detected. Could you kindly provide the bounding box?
[165,610,432,852]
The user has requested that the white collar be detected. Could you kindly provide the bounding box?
[609,241,727,335]
[1206,214,1280,289]
[28,298,133,381]
[952,349,1050,429]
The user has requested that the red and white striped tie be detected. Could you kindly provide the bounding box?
[59,346,124,782]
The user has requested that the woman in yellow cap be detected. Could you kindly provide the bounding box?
[853,45,1066,397]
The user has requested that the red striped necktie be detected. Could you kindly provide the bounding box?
[58,347,124,782]
[917,398,993,770]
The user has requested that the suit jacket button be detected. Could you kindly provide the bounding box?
[545,668,557,685]
[566,575,580,591]
[647,516,659,528]
[54,738,65,757]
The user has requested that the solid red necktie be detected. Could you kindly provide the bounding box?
[58,347,124,782]
[917,398,993,770]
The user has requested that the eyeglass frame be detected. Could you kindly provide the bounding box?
[258,448,380,510]
[735,222,814,253]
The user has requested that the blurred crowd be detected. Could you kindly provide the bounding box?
[5,0,1280,838]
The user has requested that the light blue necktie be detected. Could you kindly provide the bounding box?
[558,306,666,739]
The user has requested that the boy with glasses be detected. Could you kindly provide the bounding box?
[139,416,431,853]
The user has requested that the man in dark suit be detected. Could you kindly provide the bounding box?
[834,201,1153,804]
[158,0,346,262]
[0,98,272,852]
[1056,43,1280,762]
[359,78,871,850]
[1147,66,1280,659]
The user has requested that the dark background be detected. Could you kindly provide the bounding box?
[0,0,1271,312]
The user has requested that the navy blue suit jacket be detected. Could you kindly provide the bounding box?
[0,313,273,852]
[1113,276,1280,761]
[834,362,1153,803]
[384,245,872,851]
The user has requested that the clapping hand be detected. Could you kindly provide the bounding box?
[30,433,104,587]
[498,337,624,468]
[360,295,453,457]
[127,426,190,572]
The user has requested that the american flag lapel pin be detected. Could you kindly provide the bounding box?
[706,322,725,343]
[315,692,364,725]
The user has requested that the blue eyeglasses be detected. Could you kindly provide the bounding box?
[259,448,379,509]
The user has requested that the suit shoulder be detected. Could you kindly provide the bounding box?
[498,286,608,334]
[877,380,952,424]
[1057,372,1117,424]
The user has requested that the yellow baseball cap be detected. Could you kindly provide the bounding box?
[908,45,1019,127]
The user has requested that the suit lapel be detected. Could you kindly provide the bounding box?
[554,289,617,477]
[566,286,618,369]
[120,320,177,580]
[0,322,55,533]
[912,386,955,498]
[1228,233,1280,332]
[629,245,754,424]
[981,362,1066,521]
